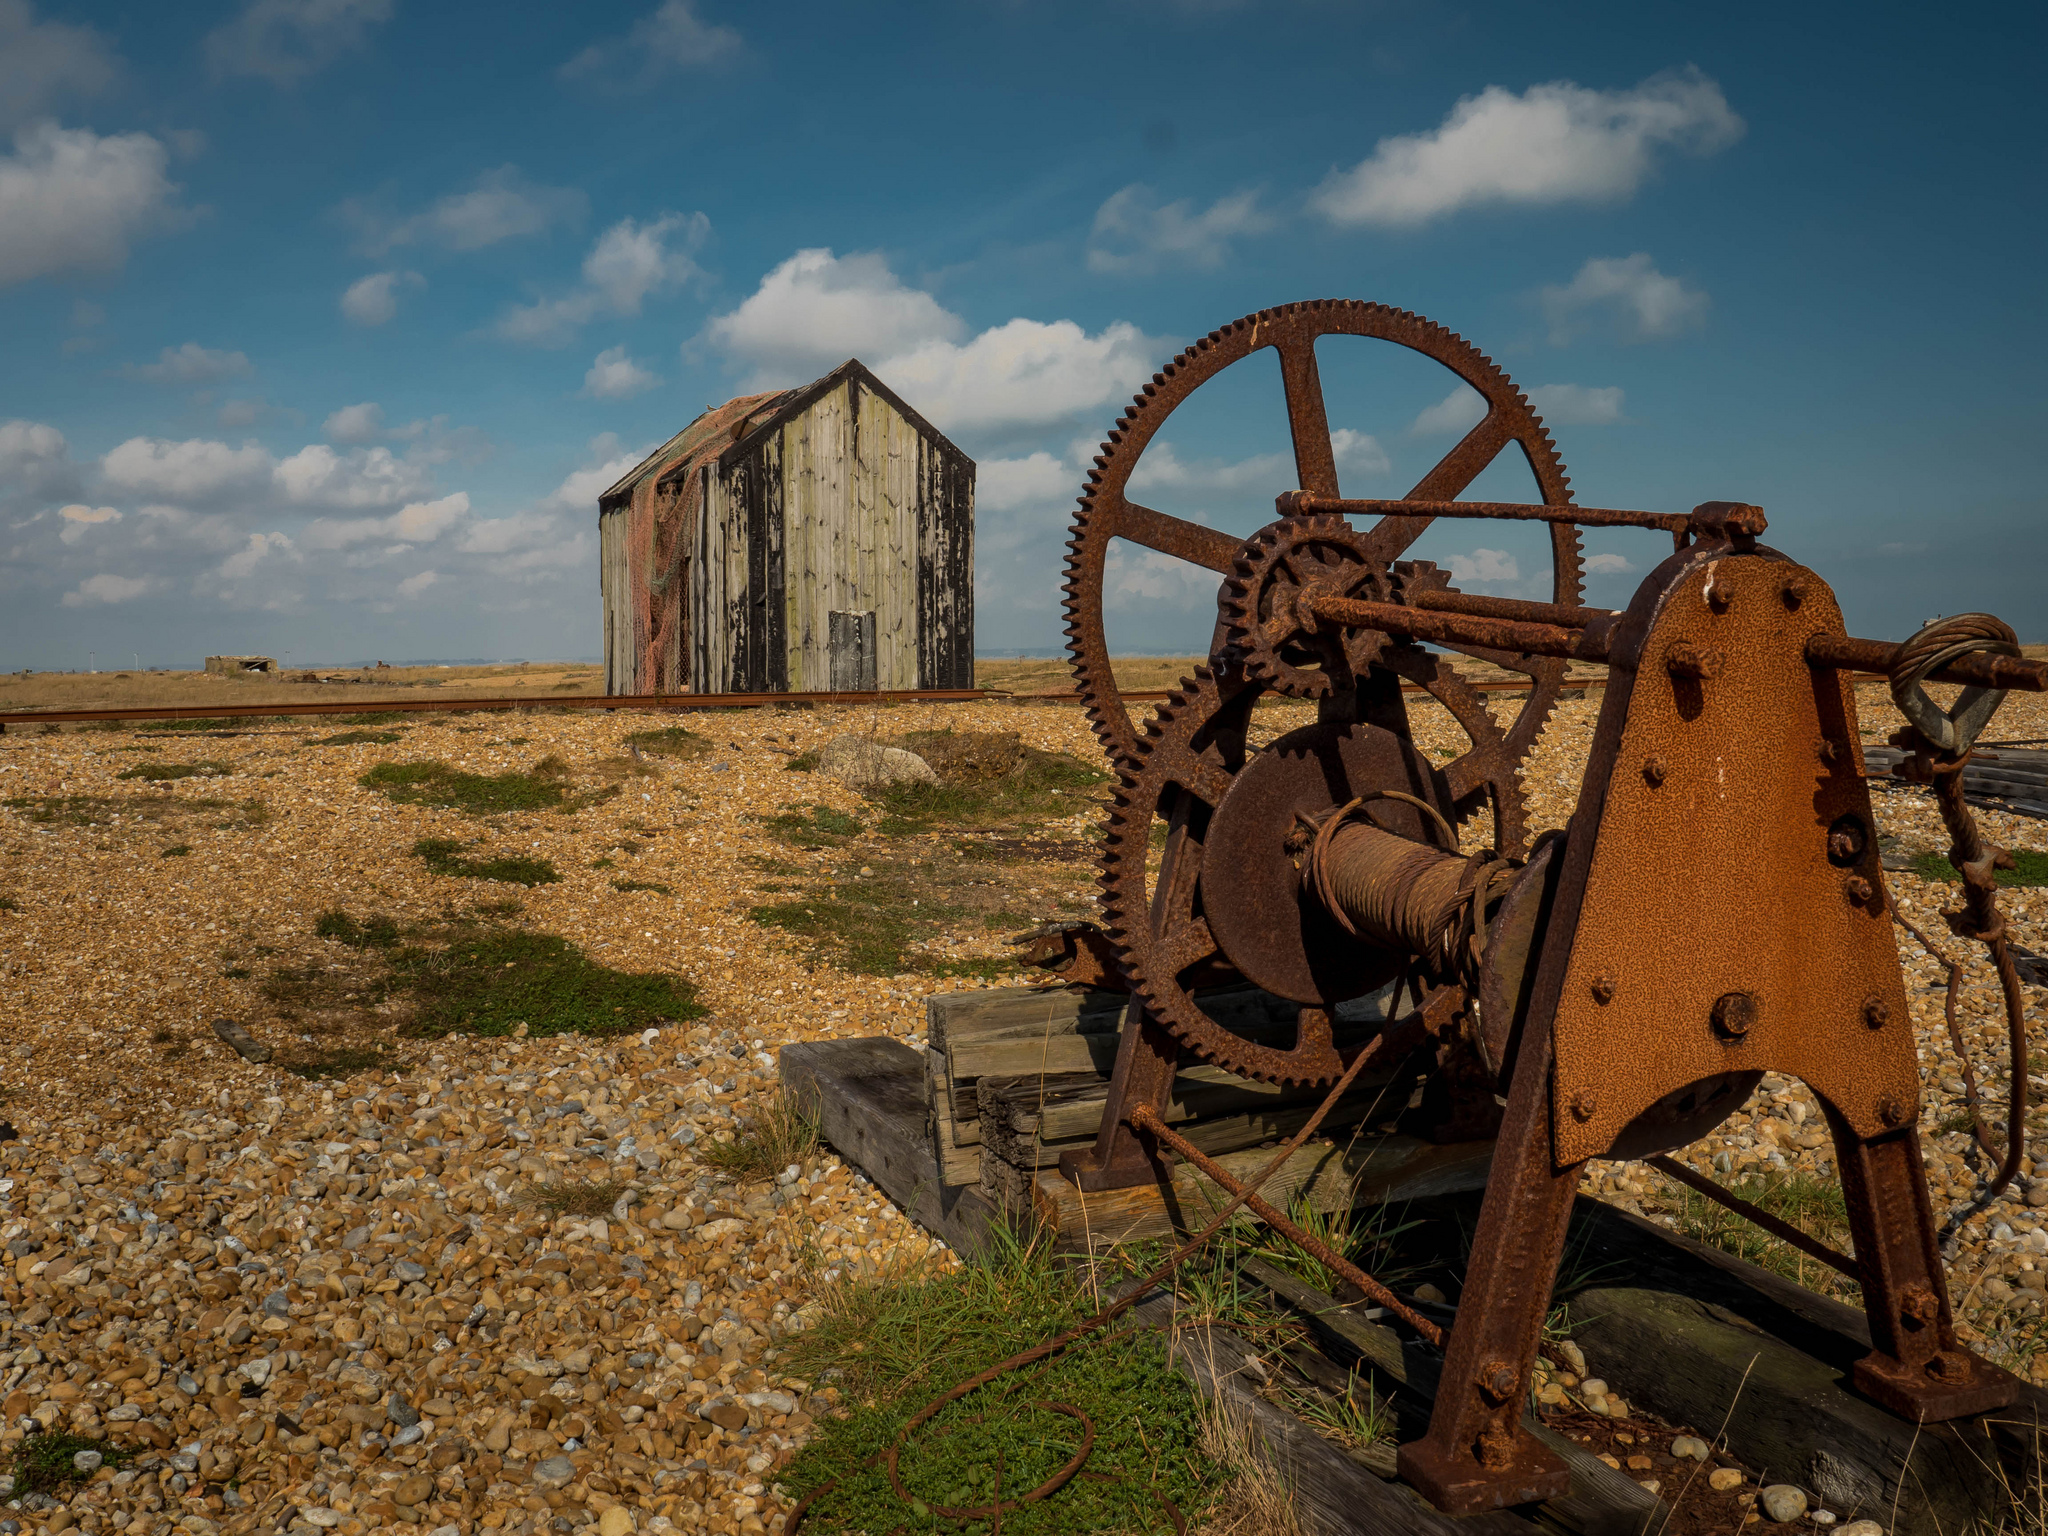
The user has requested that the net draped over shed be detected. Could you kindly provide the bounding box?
[597,359,975,696]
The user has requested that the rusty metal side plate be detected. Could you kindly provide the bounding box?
[1550,553,1917,1161]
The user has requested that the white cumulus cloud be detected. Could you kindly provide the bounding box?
[1329,428,1391,476]
[1526,383,1625,425]
[977,452,1075,514]
[205,0,394,84]
[494,214,707,346]
[706,248,962,381]
[121,343,253,385]
[340,269,423,327]
[62,571,152,605]
[1314,69,1742,228]
[396,569,438,598]
[711,249,1166,438]
[0,0,120,132]
[1087,184,1271,273]
[343,166,587,256]
[1541,253,1708,343]
[101,437,271,502]
[1449,549,1520,587]
[218,530,292,578]
[561,0,741,86]
[0,123,183,288]
[1584,552,1634,574]
[57,503,119,544]
[324,401,384,443]
[300,491,471,550]
[583,345,661,399]
[0,419,79,510]
[274,444,432,509]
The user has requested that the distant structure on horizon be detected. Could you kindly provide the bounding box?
[597,359,975,696]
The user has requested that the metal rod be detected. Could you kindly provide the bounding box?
[1412,589,1616,629]
[1301,593,1615,662]
[1806,635,2048,693]
[1643,1154,1862,1281]
[1277,492,1690,534]
[1130,1101,1447,1345]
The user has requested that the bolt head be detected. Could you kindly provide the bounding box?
[1845,873,1875,903]
[1782,580,1806,611]
[1570,1090,1597,1122]
[1481,1362,1519,1401]
[1711,991,1759,1039]
[1818,738,1840,764]
[1642,755,1667,787]
[1863,995,1891,1029]
[1928,1350,1970,1383]
[1878,1093,1909,1128]
[1590,974,1617,1005]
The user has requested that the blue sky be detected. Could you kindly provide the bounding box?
[1,0,2041,669]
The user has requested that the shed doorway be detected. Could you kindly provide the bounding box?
[828,609,878,691]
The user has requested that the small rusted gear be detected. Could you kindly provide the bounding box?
[1220,516,1390,697]
[1061,299,1585,779]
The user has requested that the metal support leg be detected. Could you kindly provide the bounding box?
[1398,1023,1578,1513]
[1826,1103,2019,1420]
[1058,1002,1178,1192]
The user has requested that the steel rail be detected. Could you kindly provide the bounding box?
[0,687,990,726]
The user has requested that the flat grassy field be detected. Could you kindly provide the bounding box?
[0,660,604,717]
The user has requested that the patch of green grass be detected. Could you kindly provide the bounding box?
[135,717,241,732]
[783,1226,1221,1536]
[413,837,560,886]
[361,759,571,815]
[307,729,402,746]
[3,794,260,829]
[315,909,402,948]
[115,760,230,781]
[1278,1370,1395,1451]
[222,966,252,980]
[0,896,14,912]
[612,878,674,895]
[522,1177,630,1217]
[700,1092,818,1181]
[339,711,408,725]
[869,733,1106,836]
[785,749,820,772]
[762,802,864,849]
[472,898,525,918]
[749,858,960,975]
[624,725,713,760]
[401,928,703,1039]
[10,1430,130,1494]
[280,1047,387,1080]
[590,855,618,870]
[159,845,191,858]
[1668,1167,1855,1297]
[1910,849,2048,887]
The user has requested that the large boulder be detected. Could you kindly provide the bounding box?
[816,734,938,791]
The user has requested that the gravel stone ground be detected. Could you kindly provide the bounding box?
[0,683,2041,1536]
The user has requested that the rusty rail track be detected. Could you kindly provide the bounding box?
[0,676,1627,728]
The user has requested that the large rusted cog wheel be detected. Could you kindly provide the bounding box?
[1061,300,1586,854]
[1100,665,1460,1088]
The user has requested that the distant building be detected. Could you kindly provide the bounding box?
[205,655,277,676]
[597,359,975,696]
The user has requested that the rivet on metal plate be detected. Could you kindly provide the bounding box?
[1818,738,1841,764]
[1879,1093,1908,1129]
[1590,974,1617,1005]
[1570,1090,1597,1122]
[1781,579,1806,611]
[1845,873,1875,903]
[1642,755,1667,787]
[1711,992,1758,1039]
[1863,995,1892,1029]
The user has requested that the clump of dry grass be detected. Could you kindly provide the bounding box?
[1194,1391,1305,1536]
[521,1177,632,1218]
[700,1090,820,1180]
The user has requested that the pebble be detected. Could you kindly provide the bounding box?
[1670,1435,1709,1461]
[600,1507,637,1536]
[1760,1485,1810,1522]
[1839,1522,1884,1536]
[1710,1467,1746,1492]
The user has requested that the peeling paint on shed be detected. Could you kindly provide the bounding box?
[597,359,975,695]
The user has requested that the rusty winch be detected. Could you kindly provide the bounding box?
[1052,300,2047,1514]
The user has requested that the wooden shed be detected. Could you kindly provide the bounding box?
[597,359,975,696]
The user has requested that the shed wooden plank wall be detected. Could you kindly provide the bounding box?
[598,506,638,695]
[684,368,974,693]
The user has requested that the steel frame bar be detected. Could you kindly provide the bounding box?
[1276,492,1691,535]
